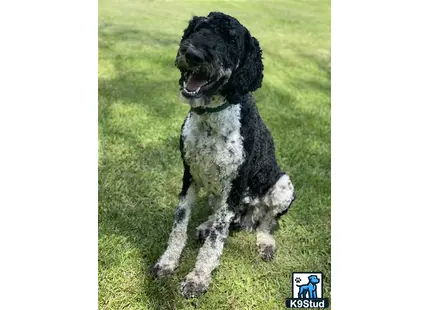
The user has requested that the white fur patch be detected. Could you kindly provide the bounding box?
[263,174,295,215]
[182,104,244,196]
[235,174,295,230]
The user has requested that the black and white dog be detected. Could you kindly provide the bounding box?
[151,12,296,298]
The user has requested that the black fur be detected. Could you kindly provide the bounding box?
[227,94,284,210]
[175,208,186,223]
[176,12,264,104]
[179,121,192,197]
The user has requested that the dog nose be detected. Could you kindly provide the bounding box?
[185,48,204,65]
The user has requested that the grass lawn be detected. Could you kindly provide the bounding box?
[98,0,330,309]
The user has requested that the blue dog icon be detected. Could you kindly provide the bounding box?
[296,275,320,299]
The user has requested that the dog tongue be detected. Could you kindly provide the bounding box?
[187,73,208,91]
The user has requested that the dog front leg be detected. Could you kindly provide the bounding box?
[151,178,198,279]
[180,202,234,298]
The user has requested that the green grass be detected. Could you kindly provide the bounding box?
[98,0,330,309]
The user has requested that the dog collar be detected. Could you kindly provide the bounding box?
[190,102,231,115]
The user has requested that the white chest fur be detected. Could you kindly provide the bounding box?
[182,105,245,194]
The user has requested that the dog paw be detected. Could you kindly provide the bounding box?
[180,273,210,298]
[259,244,277,261]
[150,261,175,279]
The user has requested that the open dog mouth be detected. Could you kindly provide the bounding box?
[181,71,217,98]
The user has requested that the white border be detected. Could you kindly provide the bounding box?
[1,0,430,309]
[0,0,97,309]
[332,0,430,309]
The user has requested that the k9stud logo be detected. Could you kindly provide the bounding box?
[285,272,329,308]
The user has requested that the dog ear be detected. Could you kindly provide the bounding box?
[228,31,264,95]
[181,16,205,41]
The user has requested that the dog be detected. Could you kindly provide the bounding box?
[297,275,320,299]
[151,12,296,298]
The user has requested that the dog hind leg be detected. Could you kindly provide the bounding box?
[263,174,295,217]
[255,174,295,260]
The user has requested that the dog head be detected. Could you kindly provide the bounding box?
[175,12,264,107]
[308,275,320,284]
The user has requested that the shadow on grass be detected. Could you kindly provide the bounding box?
[99,135,181,308]
[98,72,180,120]
[98,22,186,123]
[98,22,187,308]
[98,21,180,50]
[264,49,331,97]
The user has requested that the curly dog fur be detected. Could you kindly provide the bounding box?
[151,12,296,298]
